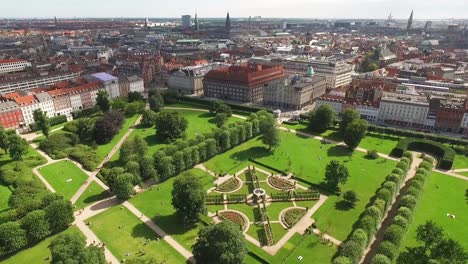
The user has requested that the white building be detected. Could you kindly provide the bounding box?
[168,63,229,96]
[16,93,55,125]
[86,72,120,98]
[315,95,344,115]
[0,59,32,74]
[354,104,379,123]
[127,75,145,93]
[0,71,81,94]
[461,113,468,134]
[377,92,429,127]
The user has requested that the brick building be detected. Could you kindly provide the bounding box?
[0,101,24,129]
[203,64,284,103]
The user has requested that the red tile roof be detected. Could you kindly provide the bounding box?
[12,95,35,106]
[0,58,26,64]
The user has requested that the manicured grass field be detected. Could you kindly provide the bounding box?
[130,168,215,250]
[205,132,396,240]
[402,172,468,250]
[458,171,468,178]
[121,110,244,158]
[73,181,109,211]
[1,226,82,264]
[452,153,468,169]
[97,114,140,161]
[88,206,186,263]
[40,160,88,200]
[0,185,11,211]
[281,233,338,263]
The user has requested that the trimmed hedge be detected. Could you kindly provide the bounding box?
[370,155,434,263]
[29,115,67,131]
[391,138,455,170]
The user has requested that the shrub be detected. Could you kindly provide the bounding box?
[350,228,368,248]
[405,186,421,198]
[340,241,363,263]
[391,168,404,176]
[400,157,411,166]
[333,256,353,264]
[400,195,417,210]
[384,225,405,244]
[371,254,392,264]
[376,188,393,208]
[396,207,413,221]
[423,156,434,163]
[403,152,413,160]
[366,206,383,223]
[419,161,433,171]
[407,180,423,190]
[373,199,386,214]
[376,241,397,261]
[358,215,377,236]
[283,208,306,228]
[382,181,397,194]
[385,174,401,189]
[416,168,429,175]
[413,174,427,184]
[367,150,379,159]
[396,161,409,171]
[392,215,409,230]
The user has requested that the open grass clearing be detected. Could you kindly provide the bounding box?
[40,160,88,200]
[73,181,109,211]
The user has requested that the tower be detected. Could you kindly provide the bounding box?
[144,18,148,28]
[54,16,57,26]
[194,12,199,31]
[407,10,413,31]
[226,12,231,29]
[305,30,312,44]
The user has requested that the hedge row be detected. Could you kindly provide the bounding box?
[270,190,320,202]
[168,94,272,115]
[391,138,455,170]
[29,115,67,131]
[152,119,259,182]
[370,156,434,264]
[333,152,413,264]
[368,124,468,147]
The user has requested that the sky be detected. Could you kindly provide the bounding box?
[1,0,467,19]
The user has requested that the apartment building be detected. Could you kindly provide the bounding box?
[377,92,429,128]
[0,101,24,129]
[0,59,32,74]
[0,71,81,94]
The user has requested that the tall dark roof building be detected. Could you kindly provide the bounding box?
[226,12,231,29]
[194,12,199,31]
[407,10,414,31]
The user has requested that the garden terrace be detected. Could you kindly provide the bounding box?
[216,177,241,193]
[218,210,248,231]
[268,176,295,191]
[282,208,307,228]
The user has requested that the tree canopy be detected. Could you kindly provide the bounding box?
[340,109,360,133]
[344,119,368,149]
[33,109,51,138]
[96,90,110,112]
[49,233,106,264]
[324,160,350,190]
[193,221,247,264]
[155,111,188,140]
[171,172,206,224]
[308,105,335,132]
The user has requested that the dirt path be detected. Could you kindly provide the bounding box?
[361,153,423,264]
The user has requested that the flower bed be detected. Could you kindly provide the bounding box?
[282,208,307,228]
[219,210,247,231]
[216,177,241,192]
[268,176,295,190]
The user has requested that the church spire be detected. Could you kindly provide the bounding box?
[407,10,414,31]
[226,12,231,29]
[194,11,199,31]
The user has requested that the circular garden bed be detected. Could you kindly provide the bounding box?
[268,176,295,191]
[219,210,248,231]
[281,208,307,228]
[216,177,241,193]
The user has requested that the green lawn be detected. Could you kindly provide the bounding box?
[88,205,186,263]
[73,181,109,211]
[402,172,468,251]
[0,185,11,211]
[130,168,214,251]
[266,202,295,221]
[40,160,88,200]
[457,171,468,178]
[97,114,140,161]
[1,226,82,264]
[281,233,338,263]
[452,153,468,170]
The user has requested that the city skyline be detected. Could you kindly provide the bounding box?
[1,0,467,19]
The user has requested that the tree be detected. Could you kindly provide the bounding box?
[171,172,206,224]
[21,210,50,243]
[49,233,106,264]
[340,109,360,133]
[111,97,127,111]
[33,109,50,138]
[94,111,124,144]
[149,93,164,112]
[125,101,145,116]
[430,238,468,263]
[214,113,228,127]
[0,125,9,152]
[158,156,174,180]
[8,134,29,161]
[262,125,281,150]
[308,105,335,132]
[324,160,350,190]
[128,91,144,102]
[219,130,231,151]
[155,111,188,140]
[209,100,232,116]
[76,118,94,140]
[344,119,368,149]
[416,220,443,251]
[193,221,247,264]
[45,199,74,233]
[140,155,157,181]
[113,173,135,200]
[0,221,27,255]
[141,110,157,127]
[96,90,110,112]
[343,190,359,207]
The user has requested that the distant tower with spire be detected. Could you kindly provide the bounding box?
[194,11,199,31]
[54,16,58,26]
[407,10,414,31]
[226,12,231,30]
